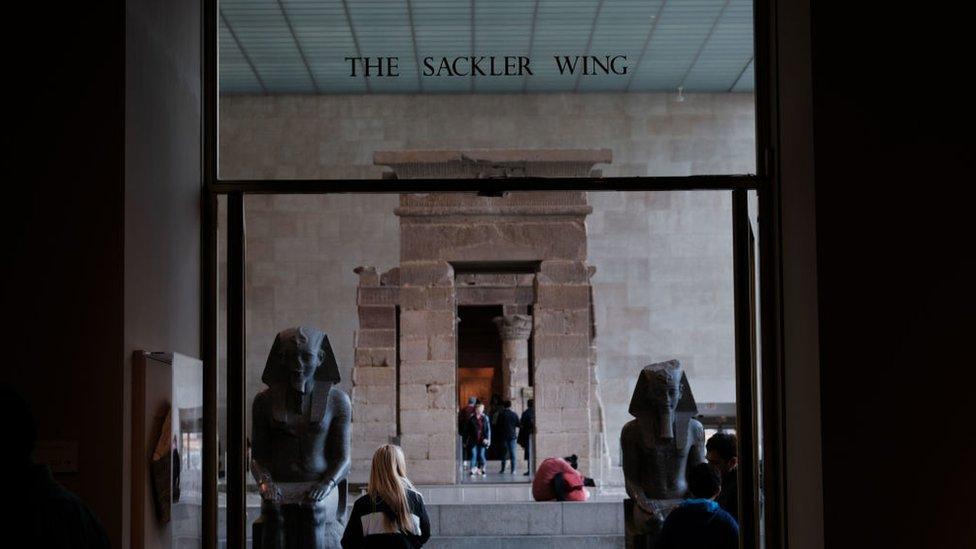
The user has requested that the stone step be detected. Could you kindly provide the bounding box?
[426,500,624,539]
[414,482,628,504]
[426,535,624,549]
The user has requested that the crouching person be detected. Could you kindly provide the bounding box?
[531,455,591,502]
[342,444,431,548]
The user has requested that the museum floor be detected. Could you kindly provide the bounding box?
[459,459,533,484]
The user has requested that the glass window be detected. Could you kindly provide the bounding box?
[217,0,755,180]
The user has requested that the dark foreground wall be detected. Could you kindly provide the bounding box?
[812,4,976,548]
[124,0,201,545]
[1,0,200,546]
[1,1,126,543]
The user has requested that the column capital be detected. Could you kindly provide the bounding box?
[493,314,533,340]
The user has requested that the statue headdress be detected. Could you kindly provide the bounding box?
[628,359,698,417]
[261,326,340,385]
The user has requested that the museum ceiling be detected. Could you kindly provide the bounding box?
[219,0,754,95]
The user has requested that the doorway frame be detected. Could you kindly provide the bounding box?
[199,0,822,546]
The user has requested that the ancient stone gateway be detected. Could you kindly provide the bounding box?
[350,150,612,484]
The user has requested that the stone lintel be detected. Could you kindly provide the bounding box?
[394,206,594,219]
[375,149,612,180]
[375,149,612,166]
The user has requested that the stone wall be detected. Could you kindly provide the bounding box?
[587,190,736,468]
[219,93,754,179]
[218,92,753,478]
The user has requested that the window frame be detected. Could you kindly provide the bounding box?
[198,0,815,545]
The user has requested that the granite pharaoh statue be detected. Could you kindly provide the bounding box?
[620,360,705,547]
[251,327,351,548]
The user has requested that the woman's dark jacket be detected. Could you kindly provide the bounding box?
[495,408,521,440]
[341,489,431,548]
[464,413,492,448]
[517,407,535,448]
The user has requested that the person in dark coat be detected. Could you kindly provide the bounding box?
[457,396,477,470]
[706,432,739,522]
[657,463,739,549]
[2,384,110,548]
[464,403,491,476]
[487,394,503,460]
[494,400,521,473]
[517,399,535,475]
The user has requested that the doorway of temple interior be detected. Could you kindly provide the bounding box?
[456,304,533,483]
[457,305,504,407]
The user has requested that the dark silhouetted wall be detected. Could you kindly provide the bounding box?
[812,4,976,548]
[2,0,200,546]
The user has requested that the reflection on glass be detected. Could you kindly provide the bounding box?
[173,354,204,548]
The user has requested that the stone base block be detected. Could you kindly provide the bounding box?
[407,459,456,484]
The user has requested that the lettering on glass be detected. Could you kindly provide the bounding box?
[344,56,628,78]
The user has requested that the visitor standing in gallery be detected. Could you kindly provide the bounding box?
[488,393,503,460]
[517,399,535,475]
[706,432,739,521]
[457,396,477,471]
[341,444,431,548]
[656,463,739,549]
[465,403,491,476]
[495,400,521,473]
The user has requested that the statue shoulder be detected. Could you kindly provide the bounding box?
[328,385,352,414]
[620,419,640,440]
[689,418,705,441]
[252,388,273,410]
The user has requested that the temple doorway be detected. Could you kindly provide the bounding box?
[457,305,503,408]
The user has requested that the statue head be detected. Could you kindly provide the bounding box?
[628,360,697,439]
[262,326,340,393]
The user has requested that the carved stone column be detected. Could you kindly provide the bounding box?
[494,314,533,414]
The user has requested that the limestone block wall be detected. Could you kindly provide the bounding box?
[349,267,398,483]
[215,194,400,445]
[396,260,458,484]
[587,191,736,468]
[219,93,754,179]
[533,260,598,477]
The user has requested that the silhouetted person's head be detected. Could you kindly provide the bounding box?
[1,384,36,470]
[503,400,512,409]
[527,398,534,408]
[688,462,722,500]
[706,432,738,474]
[467,396,477,405]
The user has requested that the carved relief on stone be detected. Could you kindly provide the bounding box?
[493,314,533,340]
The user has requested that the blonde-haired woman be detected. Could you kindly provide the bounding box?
[341,444,431,548]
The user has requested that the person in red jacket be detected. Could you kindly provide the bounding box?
[532,455,590,502]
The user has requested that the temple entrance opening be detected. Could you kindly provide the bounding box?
[456,305,503,409]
